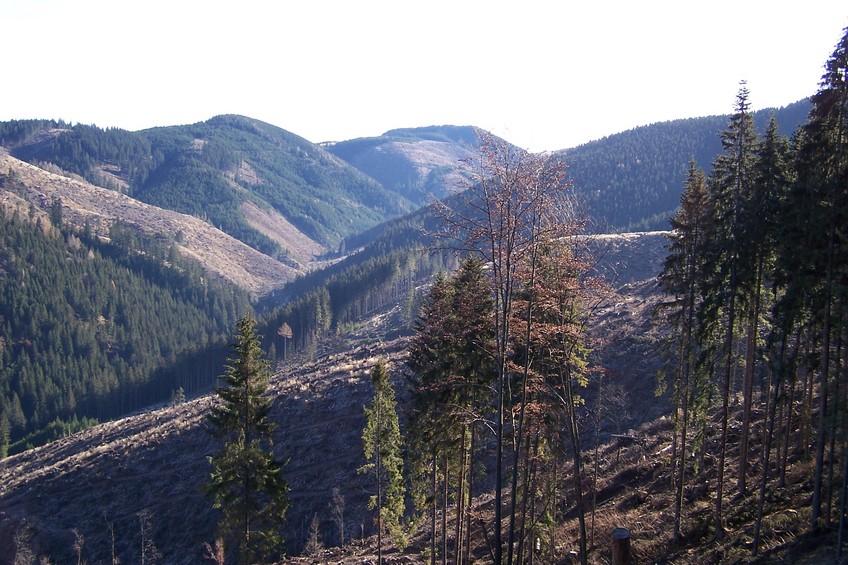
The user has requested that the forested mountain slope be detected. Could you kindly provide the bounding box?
[0,159,256,456]
[560,99,811,231]
[0,116,412,259]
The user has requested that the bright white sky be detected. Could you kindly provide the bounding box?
[3,1,846,151]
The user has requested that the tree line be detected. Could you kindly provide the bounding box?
[656,27,848,556]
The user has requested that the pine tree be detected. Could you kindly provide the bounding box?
[206,315,289,564]
[360,360,407,562]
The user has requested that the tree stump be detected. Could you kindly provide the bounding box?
[612,527,631,565]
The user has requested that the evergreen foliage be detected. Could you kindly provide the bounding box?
[656,159,714,539]
[561,100,810,232]
[653,25,848,558]
[261,212,453,358]
[359,360,407,559]
[0,202,249,454]
[407,259,495,563]
[206,316,288,563]
[0,115,413,254]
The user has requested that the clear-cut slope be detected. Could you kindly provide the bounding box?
[0,231,673,564]
[326,125,482,206]
[0,150,298,295]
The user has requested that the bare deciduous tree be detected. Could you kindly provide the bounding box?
[330,487,346,547]
[303,513,323,556]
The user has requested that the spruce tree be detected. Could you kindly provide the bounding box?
[657,159,712,540]
[794,26,848,530]
[701,82,759,538]
[206,315,288,564]
[407,259,494,563]
[360,360,407,563]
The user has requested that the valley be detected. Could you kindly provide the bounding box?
[0,31,846,561]
[0,231,669,563]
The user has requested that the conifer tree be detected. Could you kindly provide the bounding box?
[360,360,407,562]
[791,26,848,530]
[206,315,288,564]
[751,120,794,555]
[407,259,494,563]
[700,82,759,538]
[657,159,712,540]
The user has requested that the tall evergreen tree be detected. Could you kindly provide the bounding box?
[657,159,713,540]
[206,316,288,564]
[407,259,494,564]
[700,82,759,538]
[792,26,848,530]
[360,360,407,562]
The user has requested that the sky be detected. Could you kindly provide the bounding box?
[3,1,847,152]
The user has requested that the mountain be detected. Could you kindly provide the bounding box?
[324,125,482,207]
[559,99,811,232]
[0,99,814,457]
[0,97,825,563]
[1,116,413,261]
[322,102,811,235]
[0,150,297,294]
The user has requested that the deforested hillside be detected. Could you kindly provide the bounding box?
[0,115,413,259]
[325,125,482,206]
[0,150,298,293]
[0,231,671,565]
[0,327,411,565]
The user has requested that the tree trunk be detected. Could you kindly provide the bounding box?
[812,229,835,530]
[454,426,468,565]
[464,426,475,565]
[738,274,762,498]
[442,455,449,565]
[714,285,737,540]
[430,450,437,565]
[611,528,631,565]
[753,330,786,554]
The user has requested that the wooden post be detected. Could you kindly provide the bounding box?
[612,527,631,565]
